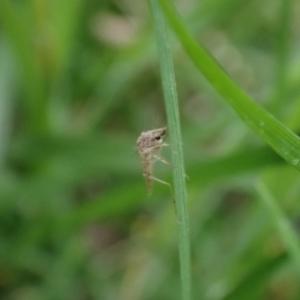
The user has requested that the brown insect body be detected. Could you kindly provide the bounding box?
[137,127,168,195]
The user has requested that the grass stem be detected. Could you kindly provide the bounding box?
[149,1,192,299]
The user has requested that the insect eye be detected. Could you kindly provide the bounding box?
[155,136,161,140]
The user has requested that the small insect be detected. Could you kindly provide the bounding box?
[137,127,170,195]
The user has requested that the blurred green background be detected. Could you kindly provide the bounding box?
[1,0,300,299]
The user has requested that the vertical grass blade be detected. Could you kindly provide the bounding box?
[0,0,47,131]
[271,0,292,116]
[149,1,192,299]
[158,0,300,171]
[256,181,300,278]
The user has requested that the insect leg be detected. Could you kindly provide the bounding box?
[149,176,173,197]
[149,176,182,222]
[153,155,170,165]
[149,176,170,186]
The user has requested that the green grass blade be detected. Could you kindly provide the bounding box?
[0,0,47,131]
[149,1,192,299]
[158,0,300,171]
[271,0,292,115]
[0,41,15,167]
[256,181,300,278]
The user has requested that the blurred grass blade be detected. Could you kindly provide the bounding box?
[190,146,282,186]
[149,1,192,299]
[256,181,300,277]
[0,41,15,167]
[51,0,84,77]
[158,0,300,171]
[271,0,292,115]
[0,0,47,130]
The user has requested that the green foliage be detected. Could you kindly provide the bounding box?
[0,0,300,299]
